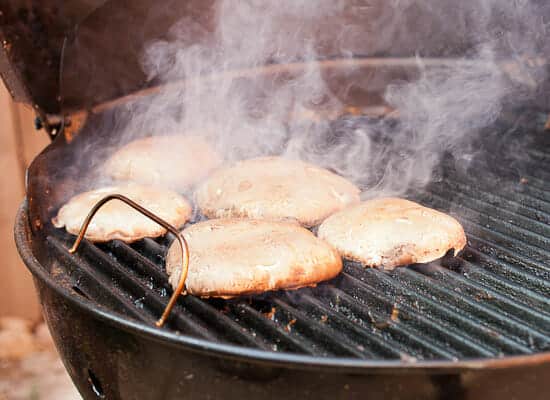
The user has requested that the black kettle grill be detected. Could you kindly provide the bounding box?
[2,1,550,399]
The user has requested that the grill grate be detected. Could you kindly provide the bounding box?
[44,126,550,362]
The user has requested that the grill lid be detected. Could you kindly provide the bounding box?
[1,0,499,118]
[0,0,216,117]
[0,0,102,115]
[1,1,549,127]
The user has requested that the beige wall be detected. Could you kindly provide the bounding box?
[0,81,49,320]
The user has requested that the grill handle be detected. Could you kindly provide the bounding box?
[68,194,189,327]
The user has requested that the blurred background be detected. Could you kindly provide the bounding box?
[0,79,46,321]
[0,81,78,399]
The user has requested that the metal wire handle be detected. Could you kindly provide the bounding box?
[68,194,189,327]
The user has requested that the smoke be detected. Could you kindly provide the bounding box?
[105,0,548,196]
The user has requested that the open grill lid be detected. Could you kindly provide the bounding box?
[0,0,216,118]
[0,0,500,119]
[1,0,549,129]
[0,0,100,116]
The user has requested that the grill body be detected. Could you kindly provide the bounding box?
[15,208,550,400]
[14,60,550,400]
[2,0,549,397]
[15,206,550,400]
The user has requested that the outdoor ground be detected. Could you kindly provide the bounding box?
[0,318,80,400]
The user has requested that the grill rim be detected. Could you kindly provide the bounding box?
[16,202,550,373]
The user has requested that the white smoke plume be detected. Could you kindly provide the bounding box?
[106,0,548,196]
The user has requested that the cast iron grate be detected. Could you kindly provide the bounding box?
[45,123,550,362]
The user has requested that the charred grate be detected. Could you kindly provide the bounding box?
[44,129,550,362]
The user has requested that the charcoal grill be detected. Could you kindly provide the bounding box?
[3,1,550,399]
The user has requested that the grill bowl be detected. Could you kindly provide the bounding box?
[16,59,550,400]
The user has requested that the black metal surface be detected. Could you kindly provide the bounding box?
[35,128,550,366]
[3,1,549,115]
[15,204,550,400]
[14,113,550,399]
[0,0,104,114]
